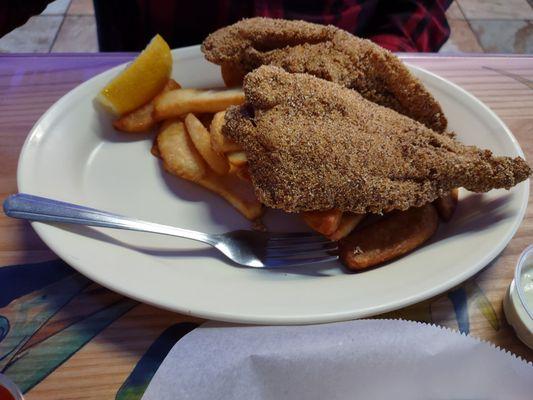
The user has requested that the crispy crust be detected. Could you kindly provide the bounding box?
[202,17,447,132]
[223,66,531,214]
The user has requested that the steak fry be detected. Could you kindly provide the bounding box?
[339,204,439,270]
[223,66,531,214]
[434,188,459,222]
[202,17,447,132]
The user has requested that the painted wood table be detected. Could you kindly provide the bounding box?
[0,53,532,399]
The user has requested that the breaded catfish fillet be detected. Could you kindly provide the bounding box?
[202,17,447,132]
[223,66,531,214]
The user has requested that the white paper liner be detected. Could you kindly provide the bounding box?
[142,319,533,399]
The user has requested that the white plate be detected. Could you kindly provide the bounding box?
[18,46,529,324]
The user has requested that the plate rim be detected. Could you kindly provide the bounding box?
[16,46,530,324]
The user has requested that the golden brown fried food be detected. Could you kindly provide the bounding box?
[233,164,252,182]
[202,17,446,132]
[434,188,459,222]
[199,172,263,220]
[224,66,531,214]
[301,209,342,236]
[220,62,247,87]
[339,204,439,270]
[151,137,161,158]
[185,113,230,175]
[157,119,262,220]
[227,151,248,168]
[327,213,365,241]
[210,111,242,153]
[157,120,207,181]
[113,79,180,133]
[153,88,244,120]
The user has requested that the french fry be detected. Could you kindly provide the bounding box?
[339,204,439,271]
[151,136,161,158]
[153,88,245,120]
[227,151,248,168]
[234,165,252,182]
[434,188,459,222]
[113,79,180,133]
[157,119,261,220]
[221,62,246,87]
[328,213,365,241]
[301,209,343,236]
[210,111,242,153]
[199,172,263,220]
[157,119,207,181]
[185,113,229,175]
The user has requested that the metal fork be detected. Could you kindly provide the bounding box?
[3,194,338,268]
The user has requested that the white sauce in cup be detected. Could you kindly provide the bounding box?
[520,264,533,309]
[504,246,533,349]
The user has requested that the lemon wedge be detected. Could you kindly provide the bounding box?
[97,34,172,115]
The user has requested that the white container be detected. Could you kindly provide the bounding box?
[503,245,533,349]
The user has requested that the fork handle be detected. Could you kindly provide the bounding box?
[3,193,216,245]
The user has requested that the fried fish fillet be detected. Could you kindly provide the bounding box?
[223,66,531,214]
[202,17,447,132]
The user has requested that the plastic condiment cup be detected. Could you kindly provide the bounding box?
[503,245,533,350]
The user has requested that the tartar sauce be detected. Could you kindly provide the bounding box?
[520,264,533,309]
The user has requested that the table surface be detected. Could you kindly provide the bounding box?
[0,53,532,399]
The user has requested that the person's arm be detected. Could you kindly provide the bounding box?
[365,0,452,52]
[0,0,53,37]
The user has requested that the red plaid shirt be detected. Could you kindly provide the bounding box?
[1,0,452,52]
[211,0,453,52]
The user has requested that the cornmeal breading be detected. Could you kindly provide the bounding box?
[223,66,531,214]
[202,17,447,132]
